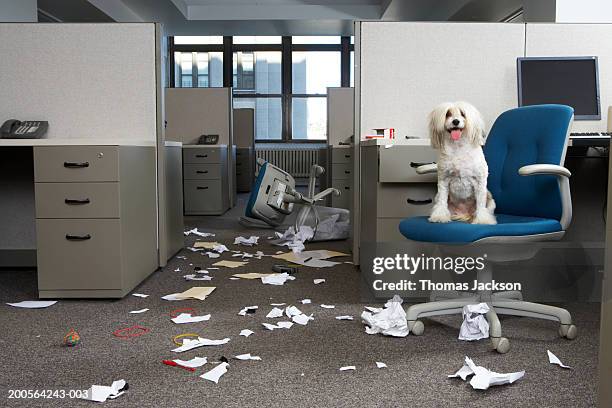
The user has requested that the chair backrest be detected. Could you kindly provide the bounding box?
[483,104,573,220]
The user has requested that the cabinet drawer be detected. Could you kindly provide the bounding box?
[36,218,122,290]
[331,178,352,209]
[35,182,120,219]
[34,146,119,182]
[184,180,224,213]
[379,145,438,183]
[377,218,410,242]
[183,164,221,180]
[332,148,353,164]
[332,163,353,180]
[183,147,222,164]
[377,184,436,218]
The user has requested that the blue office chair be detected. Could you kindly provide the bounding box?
[398,104,576,353]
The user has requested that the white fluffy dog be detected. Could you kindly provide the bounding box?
[427,101,497,225]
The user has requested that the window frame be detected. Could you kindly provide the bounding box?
[169,36,354,142]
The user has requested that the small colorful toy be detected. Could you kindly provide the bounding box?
[63,328,81,347]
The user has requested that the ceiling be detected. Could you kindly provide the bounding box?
[38,0,506,35]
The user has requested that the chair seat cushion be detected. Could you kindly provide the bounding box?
[398,214,562,243]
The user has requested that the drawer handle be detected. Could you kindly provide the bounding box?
[196,154,208,158]
[407,198,433,205]
[66,234,91,241]
[344,154,351,158]
[344,186,350,190]
[344,170,351,174]
[410,161,435,168]
[65,198,90,205]
[236,172,242,176]
[197,186,209,190]
[196,170,209,174]
[64,161,90,168]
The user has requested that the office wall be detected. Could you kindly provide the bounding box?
[165,88,233,145]
[359,22,525,140]
[0,0,36,22]
[526,23,612,132]
[0,23,157,140]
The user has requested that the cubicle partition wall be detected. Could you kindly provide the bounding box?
[233,108,256,192]
[327,87,355,209]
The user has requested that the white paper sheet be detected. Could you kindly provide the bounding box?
[266,307,284,318]
[238,306,258,316]
[234,353,261,361]
[171,313,211,324]
[459,303,490,341]
[132,293,149,298]
[81,379,127,403]
[261,273,295,286]
[200,362,229,384]
[204,252,221,259]
[292,313,314,325]
[262,321,294,330]
[301,299,312,304]
[320,304,335,309]
[184,228,215,237]
[270,303,286,306]
[335,315,354,320]
[162,287,216,301]
[285,305,302,317]
[6,301,57,309]
[547,350,571,369]
[376,362,387,369]
[240,329,254,337]
[213,244,229,253]
[449,356,525,390]
[234,236,259,246]
[313,279,326,285]
[129,308,149,314]
[271,225,314,253]
[361,295,409,337]
[184,274,213,281]
[172,337,231,353]
[364,306,382,313]
[272,250,347,267]
[174,357,208,368]
[339,366,356,371]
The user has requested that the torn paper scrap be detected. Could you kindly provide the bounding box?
[320,304,335,309]
[193,241,221,249]
[547,350,571,369]
[204,252,221,259]
[449,356,525,390]
[261,273,296,286]
[285,305,302,317]
[6,301,57,309]
[335,315,354,320]
[292,313,314,326]
[313,279,326,285]
[200,362,229,384]
[162,287,216,301]
[339,366,356,371]
[233,273,274,280]
[361,295,409,337]
[240,329,254,337]
[271,225,314,253]
[271,303,286,306]
[173,357,208,368]
[184,228,215,237]
[213,260,248,268]
[301,299,312,304]
[171,313,211,324]
[213,244,229,253]
[234,353,261,361]
[81,380,127,403]
[184,274,213,281]
[266,307,284,318]
[459,303,490,341]
[273,250,349,264]
[238,306,258,316]
[364,306,382,314]
[132,293,149,298]
[172,337,231,353]
[376,362,387,369]
[234,236,259,246]
[262,321,294,330]
[129,308,149,314]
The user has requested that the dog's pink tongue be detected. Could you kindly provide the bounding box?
[450,129,462,140]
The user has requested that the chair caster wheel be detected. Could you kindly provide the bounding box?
[411,320,424,336]
[493,337,510,354]
[559,324,577,340]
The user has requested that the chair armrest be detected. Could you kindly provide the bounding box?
[518,164,571,178]
[415,163,438,175]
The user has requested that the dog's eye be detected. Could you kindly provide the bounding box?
[446,111,452,118]
[460,110,465,117]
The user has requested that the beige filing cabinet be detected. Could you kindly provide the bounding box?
[233,108,255,192]
[33,145,158,298]
[329,146,354,210]
[236,147,255,192]
[183,145,231,215]
[360,141,437,243]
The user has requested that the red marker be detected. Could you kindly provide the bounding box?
[162,360,195,372]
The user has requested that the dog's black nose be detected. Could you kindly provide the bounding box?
[452,119,460,126]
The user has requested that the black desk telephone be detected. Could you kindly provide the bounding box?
[1,119,48,139]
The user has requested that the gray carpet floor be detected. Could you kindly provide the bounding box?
[0,197,601,407]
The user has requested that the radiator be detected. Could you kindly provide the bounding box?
[256,144,324,178]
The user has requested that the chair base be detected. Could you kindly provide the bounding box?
[406,294,578,353]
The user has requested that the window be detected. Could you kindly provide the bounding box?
[169,36,353,141]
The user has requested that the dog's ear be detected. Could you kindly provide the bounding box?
[459,101,486,146]
[428,103,450,150]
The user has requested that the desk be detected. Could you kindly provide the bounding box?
[0,139,160,298]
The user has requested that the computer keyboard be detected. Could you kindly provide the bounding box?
[570,132,612,137]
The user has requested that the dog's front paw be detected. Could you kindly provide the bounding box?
[472,210,497,225]
[429,207,451,223]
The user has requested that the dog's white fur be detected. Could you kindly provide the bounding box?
[428,101,497,225]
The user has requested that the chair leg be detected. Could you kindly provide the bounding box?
[485,306,510,354]
[491,290,523,301]
[406,298,477,336]
[492,300,577,339]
